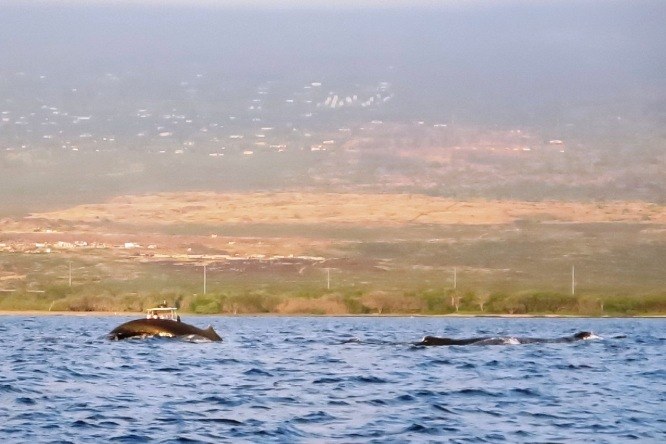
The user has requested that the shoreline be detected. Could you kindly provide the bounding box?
[0,310,663,318]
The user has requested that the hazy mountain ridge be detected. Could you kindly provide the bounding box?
[1,1,665,213]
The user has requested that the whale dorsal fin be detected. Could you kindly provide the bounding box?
[203,325,223,341]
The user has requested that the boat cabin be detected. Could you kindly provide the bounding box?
[146,307,179,321]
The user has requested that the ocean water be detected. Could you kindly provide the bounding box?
[1,316,664,443]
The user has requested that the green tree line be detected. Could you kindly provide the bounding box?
[1,285,663,316]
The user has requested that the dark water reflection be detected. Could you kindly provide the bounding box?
[1,316,664,442]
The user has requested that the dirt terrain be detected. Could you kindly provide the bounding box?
[2,192,663,262]
[22,192,666,226]
[1,192,664,315]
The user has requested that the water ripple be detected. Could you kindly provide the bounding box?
[0,316,663,442]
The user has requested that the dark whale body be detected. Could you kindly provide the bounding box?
[108,318,222,341]
[415,331,594,346]
[418,336,488,346]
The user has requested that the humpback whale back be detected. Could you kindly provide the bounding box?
[414,331,597,346]
[109,318,223,341]
[573,331,593,340]
[418,335,489,346]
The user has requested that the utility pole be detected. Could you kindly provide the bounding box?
[326,268,331,290]
[450,267,459,310]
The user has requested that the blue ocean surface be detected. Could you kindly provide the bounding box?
[1,316,664,443]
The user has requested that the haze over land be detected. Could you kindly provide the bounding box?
[0,1,664,314]
[2,0,665,209]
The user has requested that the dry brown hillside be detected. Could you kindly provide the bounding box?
[26,192,666,226]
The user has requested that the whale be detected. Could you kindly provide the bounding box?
[414,331,594,346]
[417,336,488,346]
[108,318,223,341]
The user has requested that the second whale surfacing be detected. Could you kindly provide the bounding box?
[415,331,595,346]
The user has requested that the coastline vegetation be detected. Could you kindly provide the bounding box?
[0,282,664,317]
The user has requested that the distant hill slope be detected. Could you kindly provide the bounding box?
[26,192,666,226]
